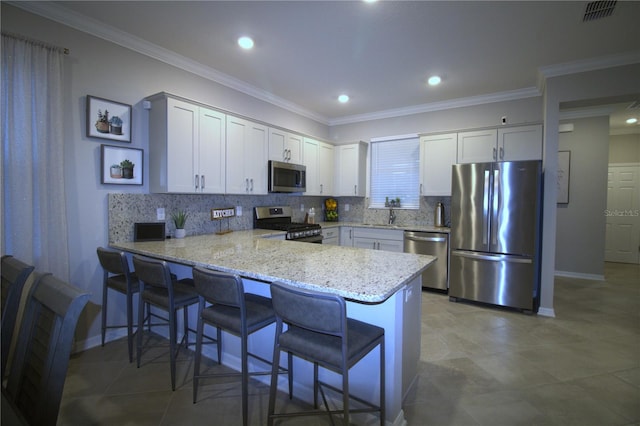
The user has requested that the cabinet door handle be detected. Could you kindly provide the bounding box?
[420,183,423,194]
[250,178,254,191]
[320,184,323,194]
[201,175,205,190]
[195,174,199,190]
[283,149,287,160]
[354,185,357,195]
[499,147,504,160]
[245,178,249,192]
[493,147,497,160]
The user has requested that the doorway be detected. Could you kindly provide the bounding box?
[605,163,640,264]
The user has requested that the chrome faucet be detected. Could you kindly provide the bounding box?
[388,208,396,225]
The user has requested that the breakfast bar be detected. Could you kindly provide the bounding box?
[111,230,434,424]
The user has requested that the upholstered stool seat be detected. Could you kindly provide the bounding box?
[268,281,385,426]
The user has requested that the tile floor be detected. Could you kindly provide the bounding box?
[58,262,639,425]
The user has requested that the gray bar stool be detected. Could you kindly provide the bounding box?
[192,267,289,426]
[268,281,385,426]
[96,247,140,363]
[132,255,199,391]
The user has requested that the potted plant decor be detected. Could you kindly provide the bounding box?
[109,116,123,135]
[171,210,188,239]
[95,109,110,133]
[120,159,134,179]
[109,164,122,178]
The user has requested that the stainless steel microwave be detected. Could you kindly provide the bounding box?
[268,160,306,193]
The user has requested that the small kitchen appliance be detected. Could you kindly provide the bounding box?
[435,202,445,227]
[268,161,306,193]
[254,206,322,243]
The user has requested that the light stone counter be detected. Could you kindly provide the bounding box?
[110,229,434,303]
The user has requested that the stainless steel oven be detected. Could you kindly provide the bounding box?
[254,206,322,243]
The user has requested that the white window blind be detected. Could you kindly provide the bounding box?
[370,137,420,209]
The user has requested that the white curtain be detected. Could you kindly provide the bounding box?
[1,33,70,281]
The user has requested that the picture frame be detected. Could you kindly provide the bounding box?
[557,150,571,204]
[101,144,143,185]
[86,95,132,142]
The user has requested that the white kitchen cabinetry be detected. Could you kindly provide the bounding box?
[340,226,354,247]
[457,125,542,163]
[352,227,404,253]
[226,115,268,194]
[335,142,367,197]
[322,227,339,245]
[148,95,226,193]
[303,137,334,196]
[269,128,302,163]
[420,133,458,196]
[497,124,543,161]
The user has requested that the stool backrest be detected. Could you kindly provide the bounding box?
[5,273,89,426]
[192,267,244,308]
[270,282,346,336]
[97,247,131,276]
[1,255,35,379]
[132,255,173,289]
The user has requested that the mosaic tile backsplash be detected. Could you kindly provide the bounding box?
[108,193,450,242]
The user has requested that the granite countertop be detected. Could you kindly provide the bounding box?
[319,222,451,233]
[110,230,434,304]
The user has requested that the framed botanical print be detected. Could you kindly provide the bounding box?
[101,144,143,185]
[87,95,132,142]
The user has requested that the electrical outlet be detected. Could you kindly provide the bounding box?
[345,204,350,212]
[300,204,305,212]
[501,116,507,125]
[236,206,242,217]
[157,208,165,220]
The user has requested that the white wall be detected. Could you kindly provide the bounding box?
[555,116,610,278]
[1,4,329,344]
[609,133,640,163]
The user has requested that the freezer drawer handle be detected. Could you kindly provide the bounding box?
[452,250,532,264]
[406,236,446,243]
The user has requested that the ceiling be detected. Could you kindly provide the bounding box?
[13,1,640,131]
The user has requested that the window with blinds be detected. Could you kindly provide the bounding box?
[370,136,420,209]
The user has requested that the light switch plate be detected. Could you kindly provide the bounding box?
[157,208,165,220]
[236,206,242,216]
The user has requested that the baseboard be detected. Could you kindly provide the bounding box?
[536,307,556,318]
[554,270,605,281]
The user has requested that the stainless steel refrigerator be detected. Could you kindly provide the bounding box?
[449,160,542,312]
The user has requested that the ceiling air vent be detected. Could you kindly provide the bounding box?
[627,100,640,110]
[583,1,617,21]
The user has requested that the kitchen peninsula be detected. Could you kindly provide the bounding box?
[111,230,434,425]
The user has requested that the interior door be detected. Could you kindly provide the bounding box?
[605,164,640,264]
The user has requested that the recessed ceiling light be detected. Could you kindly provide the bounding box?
[238,36,254,50]
[427,75,441,86]
[626,118,638,124]
[363,0,378,3]
[338,94,350,103]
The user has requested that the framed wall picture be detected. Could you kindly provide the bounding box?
[557,150,571,204]
[101,145,143,185]
[87,95,132,142]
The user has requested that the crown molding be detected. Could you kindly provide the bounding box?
[9,1,330,125]
[539,50,640,79]
[328,87,541,126]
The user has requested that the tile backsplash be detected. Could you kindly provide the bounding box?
[108,193,450,242]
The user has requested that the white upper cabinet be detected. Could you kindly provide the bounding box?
[497,124,543,161]
[226,115,268,194]
[420,133,458,196]
[456,129,498,164]
[335,142,367,196]
[457,125,542,163]
[269,128,302,163]
[148,95,225,193]
[303,137,334,196]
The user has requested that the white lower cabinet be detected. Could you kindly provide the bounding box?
[340,226,354,247]
[352,227,404,252]
[322,227,339,245]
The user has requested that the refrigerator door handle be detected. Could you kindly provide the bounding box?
[452,250,532,264]
[492,169,500,245]
[483,169,490,245]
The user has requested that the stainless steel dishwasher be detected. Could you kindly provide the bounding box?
[404,231,449,291]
